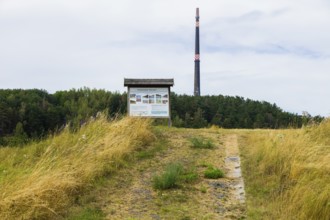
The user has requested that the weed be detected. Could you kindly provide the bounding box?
[200,186,207,193]
[199,161,211,168]
[135,151,153,159]
[189,137,214,149]
[180,168,199,183]
[67,207,105,220]
[135,139,166,160]
[153,163,183,190]
[181,172,198,183]
[153,163,200,190]
[204,166,224,179]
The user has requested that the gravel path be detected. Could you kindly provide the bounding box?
[224,134,246,208]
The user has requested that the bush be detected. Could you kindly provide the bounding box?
[204,166,224,179]
[153,163,183,190]
[189,137,214,149]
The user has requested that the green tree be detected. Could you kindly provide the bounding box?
[191,108,207,128]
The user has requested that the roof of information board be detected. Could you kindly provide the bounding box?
[124,78,174,87]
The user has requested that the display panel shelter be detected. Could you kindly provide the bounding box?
[124,78,174,118]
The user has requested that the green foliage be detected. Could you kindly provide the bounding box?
[153,163,199,190]
[200,186,207,193]
[172,115,184,127]
[0,88,324,146]
[189,137,214,149]
[170,93,321,129]
[153,163,183,190]
[191,108,208,128]
[135,151,154,160]
[135,139,166,160]
[152,118,169,126]
[0,88,127,146]
[204,166,224,179]
[67,207,105,220]
[180,168,199,183]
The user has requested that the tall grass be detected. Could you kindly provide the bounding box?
[240,119,330,220]
[0,116,155,219]
[153,163,184,190]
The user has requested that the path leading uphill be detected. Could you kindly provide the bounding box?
[92,129,246,219]
[224,134,246,206]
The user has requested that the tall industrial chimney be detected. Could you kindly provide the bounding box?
[194,8,200,96]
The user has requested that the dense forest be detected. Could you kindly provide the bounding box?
[0,88,323,146]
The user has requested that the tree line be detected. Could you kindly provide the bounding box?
[170,94,322,128]
[0,88,322,146]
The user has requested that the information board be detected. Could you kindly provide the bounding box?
[128,87,169,117]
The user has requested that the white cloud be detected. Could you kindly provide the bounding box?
[0,0,329,116]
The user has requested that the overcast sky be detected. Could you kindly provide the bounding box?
[1,0,329,116]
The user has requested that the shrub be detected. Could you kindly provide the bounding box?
[153,163,183,190]
[204,166,224,179]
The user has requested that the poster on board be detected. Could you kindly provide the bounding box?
[129,87,169,117]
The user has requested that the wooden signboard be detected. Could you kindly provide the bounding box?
[124,78,174,124]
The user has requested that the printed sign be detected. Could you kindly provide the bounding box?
[129,87,169,117]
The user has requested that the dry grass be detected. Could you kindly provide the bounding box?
[240,119,330,220]
[3,116,328,219]
[0,116,155,219]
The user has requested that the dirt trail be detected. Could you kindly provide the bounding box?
[224,134,246,204]
[94,129,246,219]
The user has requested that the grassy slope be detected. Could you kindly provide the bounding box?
[0,116,155,219]
[1,117,329,220]
[0,117,239,220]
[239,120,330,220]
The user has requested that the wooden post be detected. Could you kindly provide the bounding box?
[168,86,172,127]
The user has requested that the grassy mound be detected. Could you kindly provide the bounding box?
[241,119,330,220]
[0,116,155,219]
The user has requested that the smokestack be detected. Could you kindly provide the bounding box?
[194,8,200,96]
